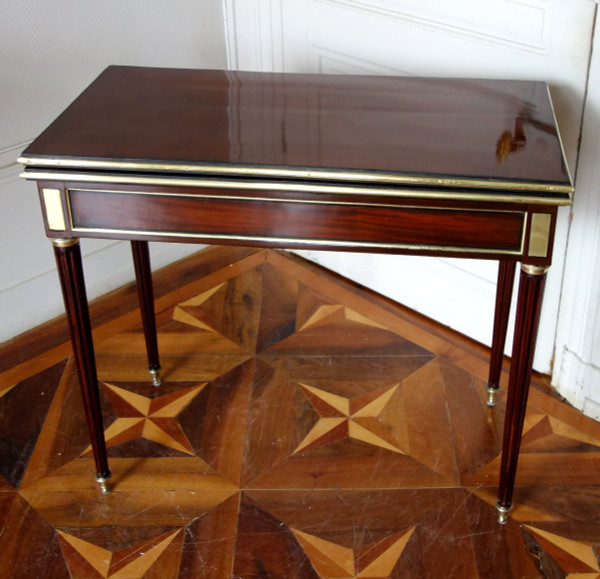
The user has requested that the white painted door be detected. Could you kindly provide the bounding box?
[225,0,595,372]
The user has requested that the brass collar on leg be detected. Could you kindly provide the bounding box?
[521,264,549,276]
[50,238,79,248]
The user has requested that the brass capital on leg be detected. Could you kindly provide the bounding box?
[50,237,79,248]
[521,264,549,276]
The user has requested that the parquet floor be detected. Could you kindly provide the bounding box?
[1,247,599,578]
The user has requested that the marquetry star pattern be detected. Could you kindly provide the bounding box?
[521,412,600,451]
[294,382,404,455]
[57,529,182,578]
[291,526,416,578]
[297,304,391,333]
[6,250,600,577]
[173,283,225,332]
[523,526,600,576]
[85,383,206,455]
[172,282,246,349]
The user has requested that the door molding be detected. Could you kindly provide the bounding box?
[554,10,600,421]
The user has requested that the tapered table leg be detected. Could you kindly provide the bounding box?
[52,238,111,493]
[131,241,161,386]
[496,264,547,524]
[487,261,517,406]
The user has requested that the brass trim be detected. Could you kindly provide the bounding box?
[495,501,513,525]
[528,213,552,258]
[546,84,574,189]
[521,264,549,275]
[486,384,499,407]
[50,238,78,248]
[149,367,162,388]
[70,225,524,256]
[21,169,573,206]
[69,185,529,214]
[94,473,111,494]
[65,187,527,255]
[42,188,66,231]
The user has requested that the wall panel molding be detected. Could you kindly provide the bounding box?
[310,45,413,76]
[315,0,551,53]
[0,143,28,187]
[224,0,284,71]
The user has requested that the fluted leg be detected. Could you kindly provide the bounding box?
[487,261,517,406]
[131,241,161,386]
[496,264,547,523]
[52,238,111,493]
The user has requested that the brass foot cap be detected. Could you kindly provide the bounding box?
[149,367,162,388]
[495,501,513,525]
[486,384,499,407]
[95,474,112,494]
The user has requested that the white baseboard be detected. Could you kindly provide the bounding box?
[555,349,600,422]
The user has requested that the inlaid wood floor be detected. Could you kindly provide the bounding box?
[1,247,599,578]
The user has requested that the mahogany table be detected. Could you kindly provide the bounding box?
[19,66,572,524]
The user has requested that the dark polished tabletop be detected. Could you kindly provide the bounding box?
[20,66,571,200]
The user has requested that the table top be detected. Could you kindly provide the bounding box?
[20,66,572,203]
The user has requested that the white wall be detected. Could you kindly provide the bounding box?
[0,0,226,342]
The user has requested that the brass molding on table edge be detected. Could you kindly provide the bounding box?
[18,158,573,203]
[20,170,572,207]
[546,84,575,188]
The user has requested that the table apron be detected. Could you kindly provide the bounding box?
[63,187,528,256]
